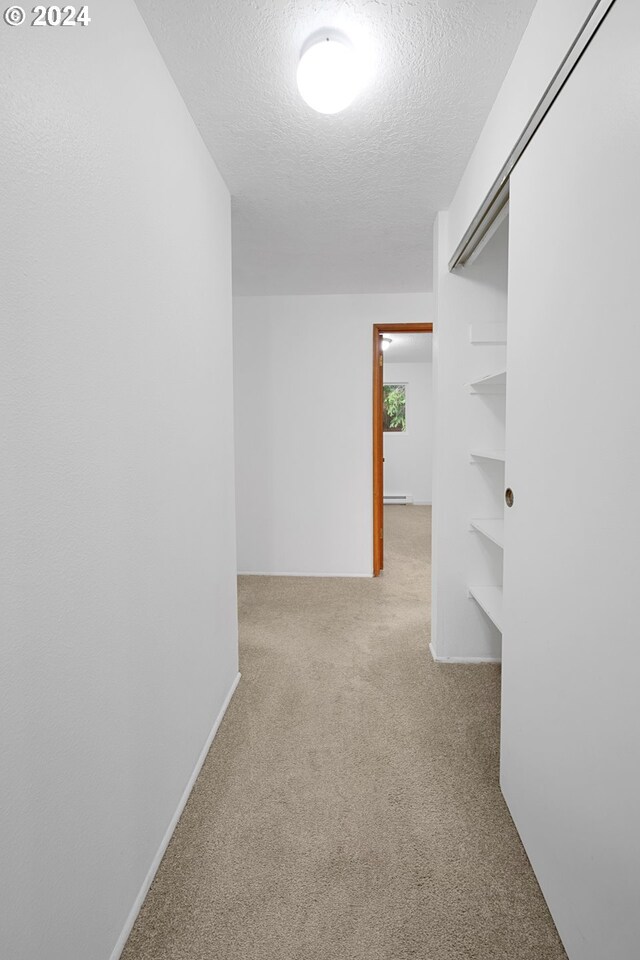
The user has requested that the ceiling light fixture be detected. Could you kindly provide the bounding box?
[381,337,392,352]
[297,35,363,115]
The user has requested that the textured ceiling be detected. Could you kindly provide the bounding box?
[135,0,535,295]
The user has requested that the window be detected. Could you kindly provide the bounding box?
[383,384,406,432]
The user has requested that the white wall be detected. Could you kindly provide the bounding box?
[383,362,432,504]
[233,293,433,576]
[447,0,596,257]
[0,5,239,959]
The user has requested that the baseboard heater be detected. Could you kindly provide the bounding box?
[384,494,413,505]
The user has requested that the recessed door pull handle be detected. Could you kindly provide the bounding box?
[505,488,514,508]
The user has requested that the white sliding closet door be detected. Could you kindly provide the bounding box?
[501,2,640,958]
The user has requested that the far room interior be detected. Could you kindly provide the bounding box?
[382,332,433,510]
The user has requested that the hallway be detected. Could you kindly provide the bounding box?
[123,506,565,959]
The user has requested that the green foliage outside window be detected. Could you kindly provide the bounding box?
[383,384,406,432]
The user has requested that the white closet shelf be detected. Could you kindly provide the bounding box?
[470,450,506,463]
[469,584,503,632]
[470,518,504,549]
[468,369,507,392]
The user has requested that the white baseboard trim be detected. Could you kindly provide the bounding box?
[238,571,373,579]
[413,500,432,506]
[429,642,501,664]
[109,671,241,960]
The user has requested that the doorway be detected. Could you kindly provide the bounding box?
[372,323,433,576]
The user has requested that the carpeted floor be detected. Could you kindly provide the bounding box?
[123,506,566,960]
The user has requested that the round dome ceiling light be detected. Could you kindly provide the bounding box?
[297,36,362,115]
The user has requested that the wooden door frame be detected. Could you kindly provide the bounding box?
[373,323,433,576]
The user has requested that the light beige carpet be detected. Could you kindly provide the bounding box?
[123,506,566,960]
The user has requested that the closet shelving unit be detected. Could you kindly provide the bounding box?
[467,369,506,393]
[468,584,503,632]
[469,517,504,549]
[470,449,505,463]
[466,220,509,638]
